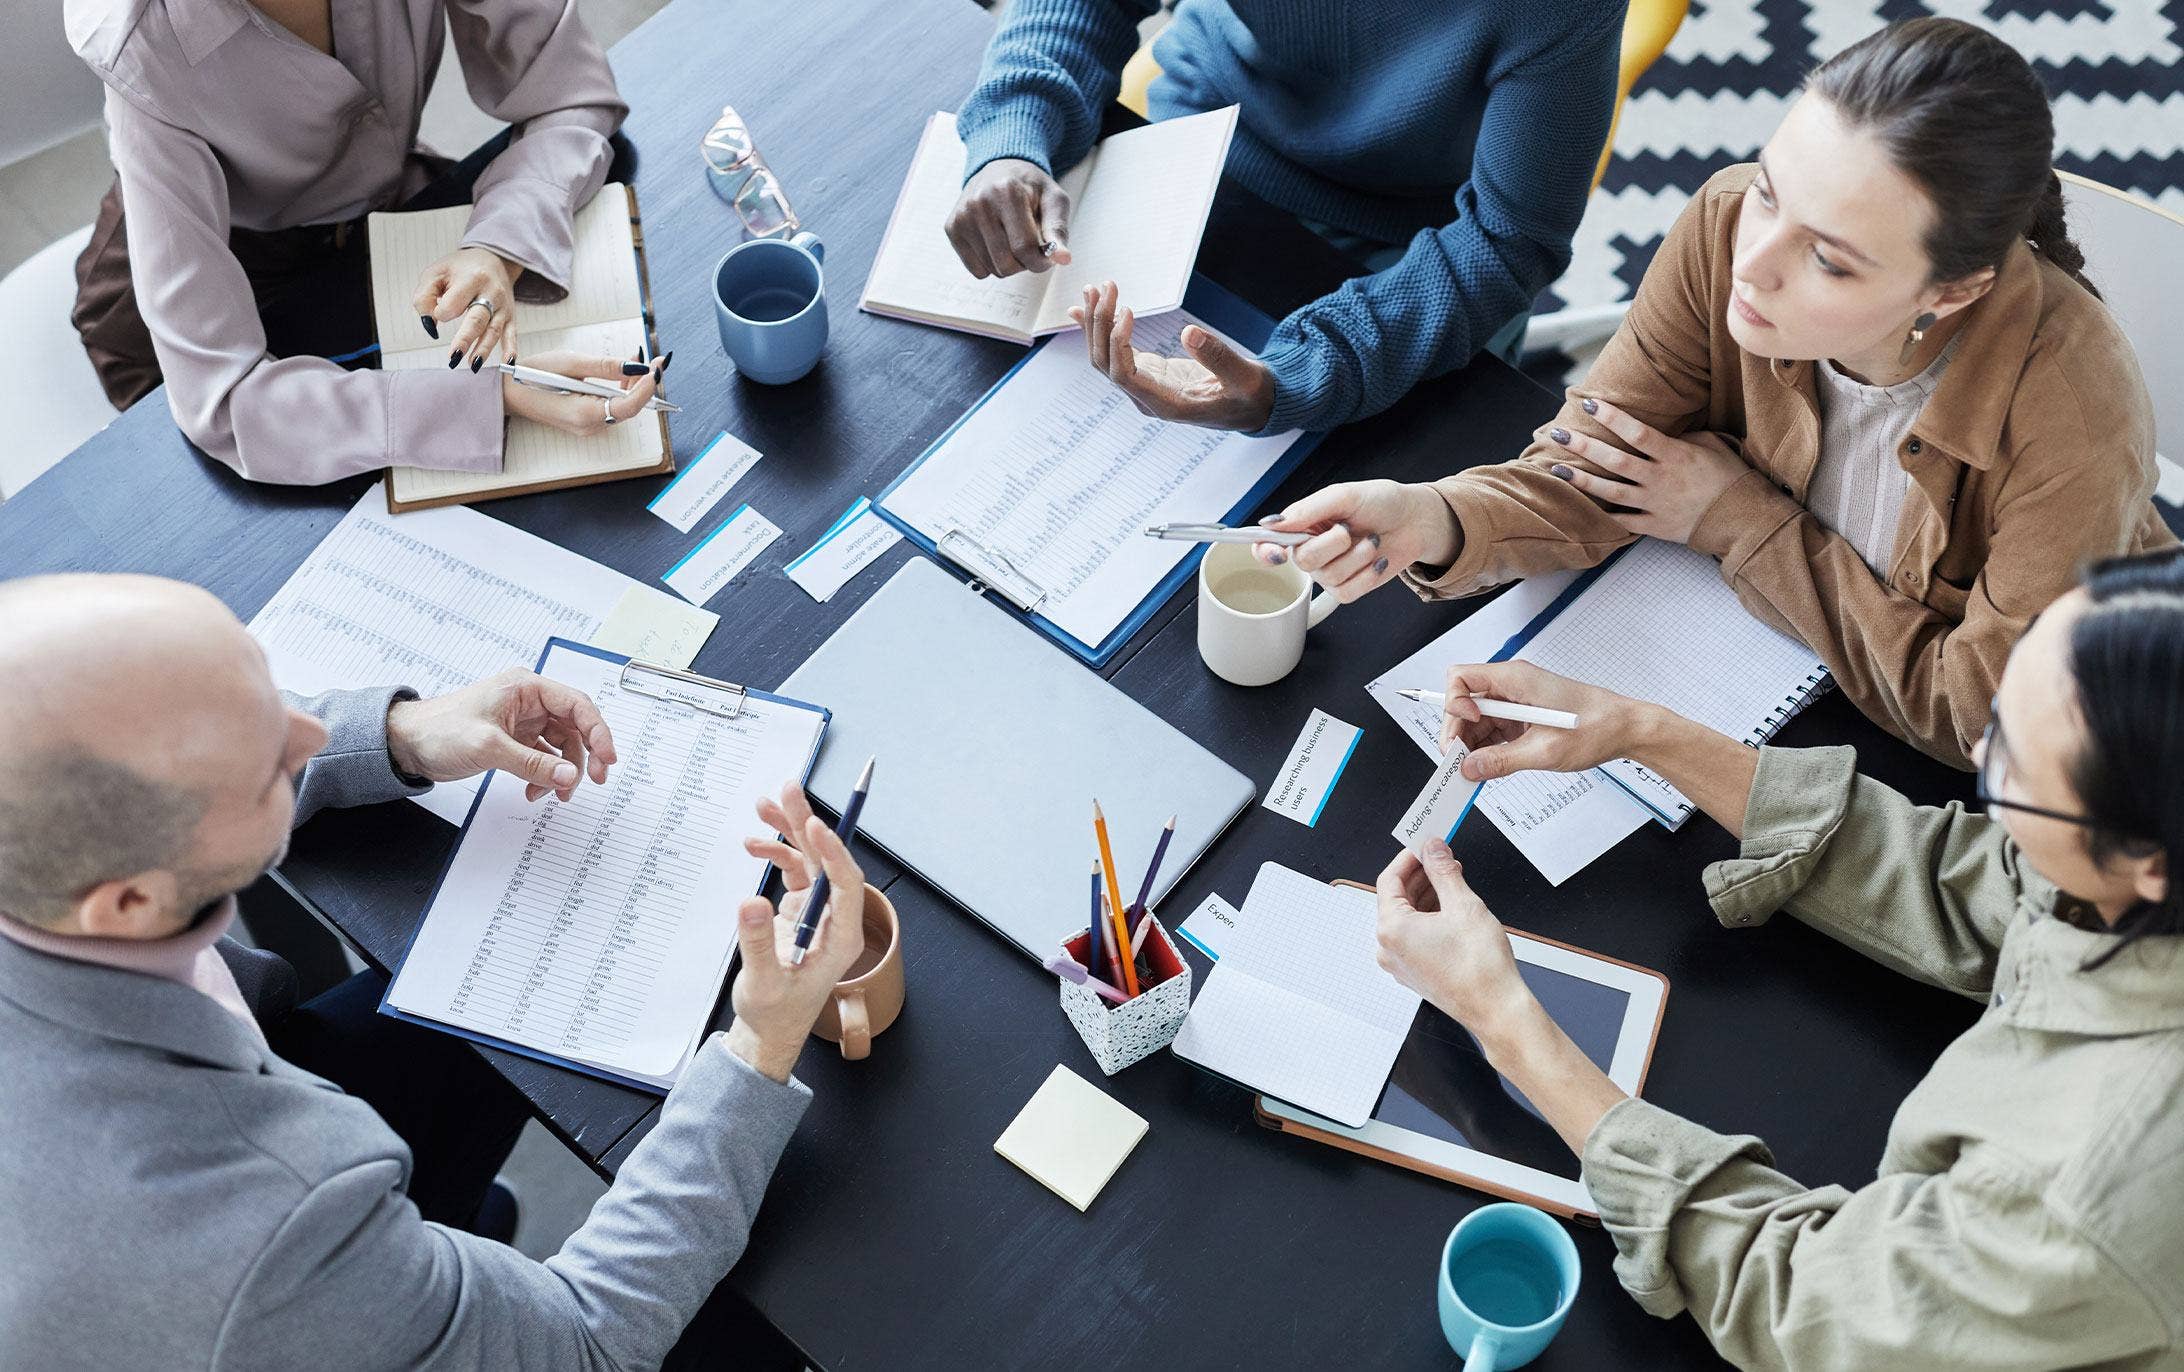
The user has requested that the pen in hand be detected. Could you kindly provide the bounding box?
[1144,523,1312,548]
[1396,689,1580,731]
[788,756,875,965]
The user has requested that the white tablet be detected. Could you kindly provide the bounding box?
[1255,930,1668,1218]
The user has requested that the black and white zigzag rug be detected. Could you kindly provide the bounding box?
[1534,0,2184,321]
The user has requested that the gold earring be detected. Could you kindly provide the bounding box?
[1898,310,1939,367]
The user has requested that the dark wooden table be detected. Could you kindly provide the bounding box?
[0,0,1987,1366]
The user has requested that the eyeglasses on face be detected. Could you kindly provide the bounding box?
[1975,710,2106,831]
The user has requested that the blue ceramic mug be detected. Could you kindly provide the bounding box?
[1437,1203,1580,1370]
[712,231,826,384]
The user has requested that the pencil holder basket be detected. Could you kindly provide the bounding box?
[1059,915,1192,1076]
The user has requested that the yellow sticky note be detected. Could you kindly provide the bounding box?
[994,1065,1148,1211]
[590,586,719,670]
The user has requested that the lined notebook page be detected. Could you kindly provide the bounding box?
[1514,539,1827,820]
[1172,864,1420,1127]
[386,316,666,506]
[858,113,1074,339]
[367,186,642,354]
[1028,106,1238,334]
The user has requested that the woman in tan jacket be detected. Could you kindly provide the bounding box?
[1245,18,2173,768]
[1376,546,2184,1369]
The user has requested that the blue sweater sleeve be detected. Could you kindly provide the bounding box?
[954,0,1158,181]
[1254,23,1620,434]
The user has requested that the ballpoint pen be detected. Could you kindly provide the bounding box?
[495,361,682,414]
[1143,522,1311,547]
[1396,689,1580,731]
[788,756,874,965]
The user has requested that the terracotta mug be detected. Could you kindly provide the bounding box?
[809,883,903,1060]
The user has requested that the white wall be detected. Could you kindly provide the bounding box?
[1,0,106,165]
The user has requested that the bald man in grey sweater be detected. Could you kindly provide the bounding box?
[0,574,869,1371]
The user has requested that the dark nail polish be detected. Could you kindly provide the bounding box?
[658,350,674,376]
[621,361,650,376]
[470,356,483,373]
[1373,557,1389,574]
[420,314,438,340]
[1365,532,1382,548]
[1581,397,1599,416]
[1550,427,1571,446]
[447,351,461,369]
[1266,551,1288,566]
[1551,463,1575,480]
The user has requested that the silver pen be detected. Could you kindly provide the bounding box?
[495,361,682,414]
[1143,522,1311,547]
[1396,689,1580,731]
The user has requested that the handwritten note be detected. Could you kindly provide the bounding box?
[1176,892,1241,962]
[1262,709,1362,828]
[784,497,903,602]
[1393,746,1485,856]
[591,586,718,670]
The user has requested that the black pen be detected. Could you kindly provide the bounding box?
[789,756,875,965]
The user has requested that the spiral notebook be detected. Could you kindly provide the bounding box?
[1494,538,1831,828]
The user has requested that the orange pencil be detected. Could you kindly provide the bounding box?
[1091,801,1140,997]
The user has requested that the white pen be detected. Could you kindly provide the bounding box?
[495,361,682,414]
[1144,522,1311,547]
[1396,689,1580,731]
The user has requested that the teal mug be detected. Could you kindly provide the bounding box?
[1437,1203,1580,1370]
[712,230,827,384]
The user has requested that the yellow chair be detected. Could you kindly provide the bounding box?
[1115,0,1690,192]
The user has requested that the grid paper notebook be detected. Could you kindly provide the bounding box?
[1171,863,1422,1128]
[367,184,670,510]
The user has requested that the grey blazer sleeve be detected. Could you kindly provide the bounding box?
[215,1039,810,1372]
[286,687,431,824]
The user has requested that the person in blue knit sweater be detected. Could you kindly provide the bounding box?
[944,0,1624,434]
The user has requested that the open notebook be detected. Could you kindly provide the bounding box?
[1171,863,1422,1128]
[367,183,671,511]
[859,106,1237,343]
[1502,538,1831,828]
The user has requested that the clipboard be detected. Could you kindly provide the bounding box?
[870,273,1325,667]
[377,638,830,1094]
[1241,880,1669,1221]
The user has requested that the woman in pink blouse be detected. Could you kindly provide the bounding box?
[64,0,659,485]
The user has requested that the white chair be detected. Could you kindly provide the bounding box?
[2059,172,2184,509]
[0,225,117,498]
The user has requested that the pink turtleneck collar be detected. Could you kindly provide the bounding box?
[0,896,266,1047]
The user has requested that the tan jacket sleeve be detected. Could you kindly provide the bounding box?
[1401,172,1727,596]
[1579,1097,2171,1372]
[1701,745,2024,1000]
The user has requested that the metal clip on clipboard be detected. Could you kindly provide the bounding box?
[935,528,1049,615]
[618,660,749,719]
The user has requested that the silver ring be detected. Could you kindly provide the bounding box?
[601,397,619,426]
[466,296,496,319]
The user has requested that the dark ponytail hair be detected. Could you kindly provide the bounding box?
[2066,546,2184,968]
[1808,17,2100,299]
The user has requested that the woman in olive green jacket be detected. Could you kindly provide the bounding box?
[1375,546,2184,1369]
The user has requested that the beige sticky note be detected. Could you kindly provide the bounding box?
[994,1065,1148,1211]
[590,586,719,670]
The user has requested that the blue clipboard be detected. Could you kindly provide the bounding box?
[377,637,831,1095]
[871,273,1325,667]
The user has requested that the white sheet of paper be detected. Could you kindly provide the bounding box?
[647,431,762,534]
[1175,892,1241,962]
[1172,864,1420,1128]
[590,586,718,670]
[878,309,1305,648]
[662,503,781,606]
[1364,570,1650,884]
[1392,745,1485,856]
[249,490,641,825]
[993,1065,1148,1212]
[784,497,904,602]
[1261,708,1362,827]
[384,642,825,1088]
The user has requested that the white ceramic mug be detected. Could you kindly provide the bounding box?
[1196,542,1338,686]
